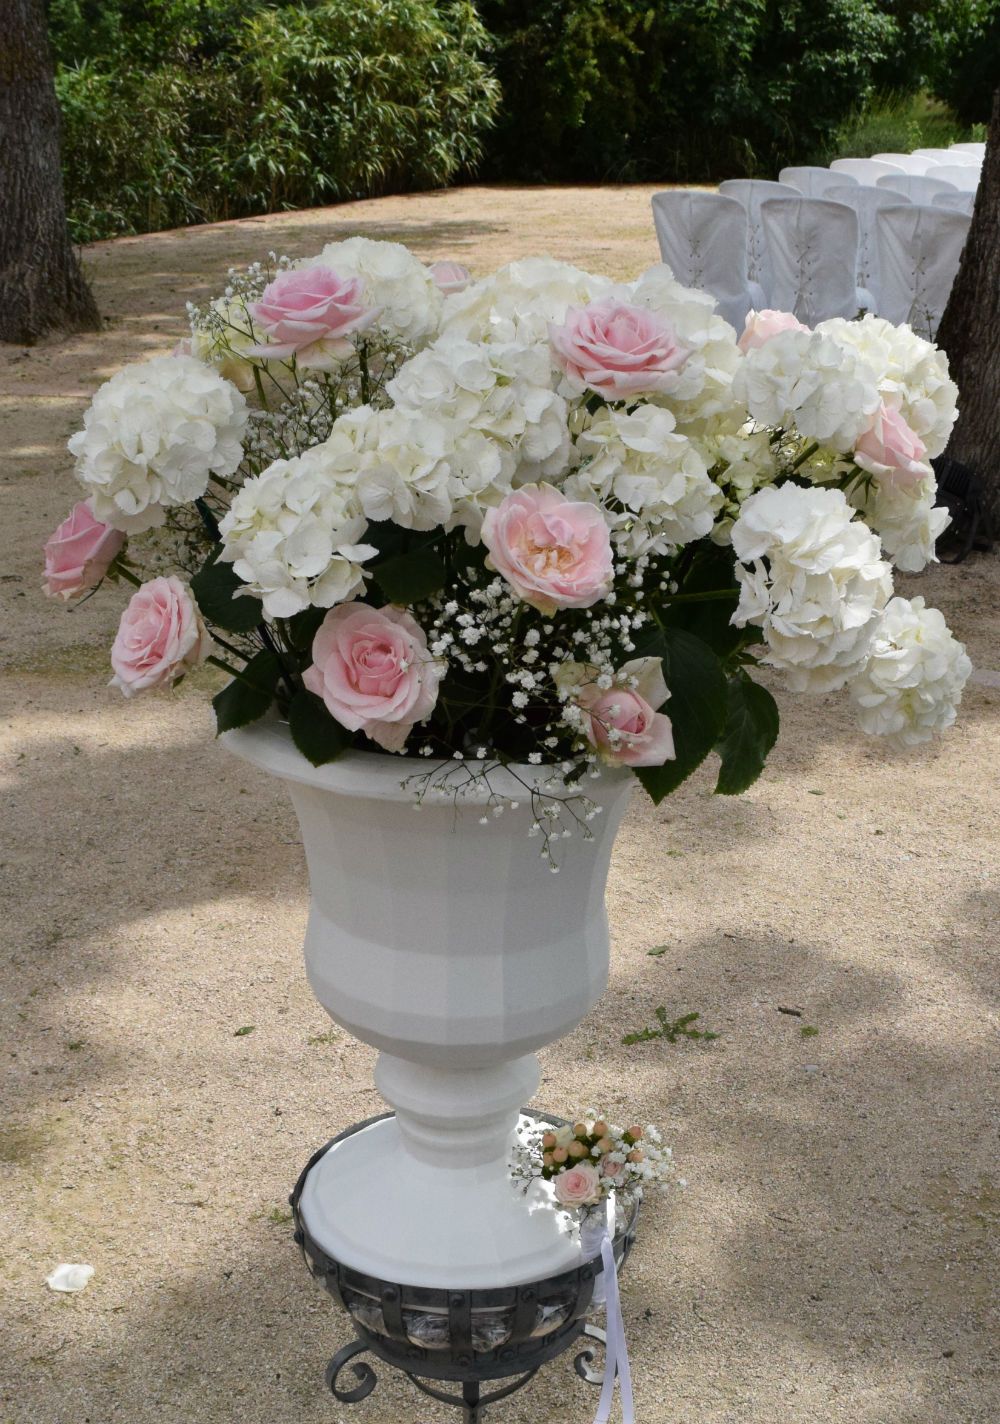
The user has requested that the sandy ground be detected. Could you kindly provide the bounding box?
[2,185,998,1424]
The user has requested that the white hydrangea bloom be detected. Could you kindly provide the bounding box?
[733,329,881,452]
[347,406,456,531]
[628,266,742,424]
[565,403,722,556]
[218,442,374,618]
[849,596,972,747]
[70,356,248,533]
[849,473,950,573]
[439,257,614,345]
[386,337,570,484]
[816,315,958,458]
[307,237,442,348]
[731,484,893,692]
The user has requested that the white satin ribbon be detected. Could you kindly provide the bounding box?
[590,1197,635,1424]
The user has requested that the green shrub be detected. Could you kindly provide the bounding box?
[824,88,983,162]
[477,0,898,181]
[54,1,499,242]
[932,0,1000,127]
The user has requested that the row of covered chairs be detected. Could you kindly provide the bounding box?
[774,168,976,212]
[651,187,970,336]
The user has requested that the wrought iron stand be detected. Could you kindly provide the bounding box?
[291,1112,636,1423]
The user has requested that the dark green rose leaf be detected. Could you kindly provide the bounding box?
[212,649,281,733]
[373,547,447,606]
[634,626,728,804]
[714,675,780,795]
[288,688,353,766]
[191,551,264,633]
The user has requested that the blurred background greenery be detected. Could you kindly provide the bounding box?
[47,0,998,243]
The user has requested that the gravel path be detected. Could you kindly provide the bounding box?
[2,186,998,1424]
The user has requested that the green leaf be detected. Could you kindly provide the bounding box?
[714,675,780,795]
[285,606,328,652]
[191,552,264,633]
[212,650,281,734]
[233,1025,255,1037]
[634,626,728,804]
[288,688,353,766]
[647,945,668,957]
[373,547,447,605]
[660,542,742,657]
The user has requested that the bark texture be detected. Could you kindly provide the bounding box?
[0,0,100,344]
[937,90,1000,518]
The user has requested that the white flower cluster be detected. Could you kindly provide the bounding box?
[849,473,951,574]
[70,356,248,533]
[386,336,570,506]
[307,236,442,349]
[564,404,722,556]
[440,256,614,346]
[816,315,958,458]
[731,484,893,692]
[850,596,972,747]
[733,328,882,451]
[627,266,742,424]
[218,443,374,617]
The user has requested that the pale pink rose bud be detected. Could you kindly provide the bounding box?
[552,1146,569,1164]
[568,1140,588,1159]
[737,309,809,353]
[549,298,691,399]
[541,1131,558,1149]
[110,576,208,697]
[303,603,443,754]
[552,1161,602,1208]
[428,260,472,295]
[481,484,613,615]
[570,657,675,768]
[246,266,380,369]
[627,1149,645,1163]
[600,1157,625,1179]
[626,1126,643,1141]
[43,500,125,600]
[853,402,932,488]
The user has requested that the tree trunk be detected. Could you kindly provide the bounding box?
[0,0,100,344]
[936,89,1000,519]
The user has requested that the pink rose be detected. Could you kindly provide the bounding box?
[428,260,472,295]
[110,576,208,696]
[737,309,809,353]
[246,267,379,368]
[552,1161,603,1208]
[303,603,442,753]
[481,484,613,615]
[43,500,125,600]
[549,299,690,399]
[853,402,932,488]
[600,1158,625,1180]
[562,657,675,768]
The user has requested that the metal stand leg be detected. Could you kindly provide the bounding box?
[462,1378,481,1423]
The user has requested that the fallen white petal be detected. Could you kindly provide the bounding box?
[46,1263,94,1293]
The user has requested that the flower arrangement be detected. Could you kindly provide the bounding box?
[45,241,973,851]
[510,1115,675,1214]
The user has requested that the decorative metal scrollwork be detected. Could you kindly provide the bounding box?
[325,1340,379,1403]
[573,1323,607,1385]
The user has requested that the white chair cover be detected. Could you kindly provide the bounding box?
[872,152,935,175]
[932,165,981,193]
[778,165,859,199]
[826,185,907,312]
[950,142,986,158]
[933,190,976,215]
[877,173,958,204]
[830,157,904,185]
[760,197,862,326]
[912,148,979,166]
[719,178,799,287]
[650,191,764,331]
[875,203,971,338]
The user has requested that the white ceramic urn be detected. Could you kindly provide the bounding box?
[224,720,632,1289]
